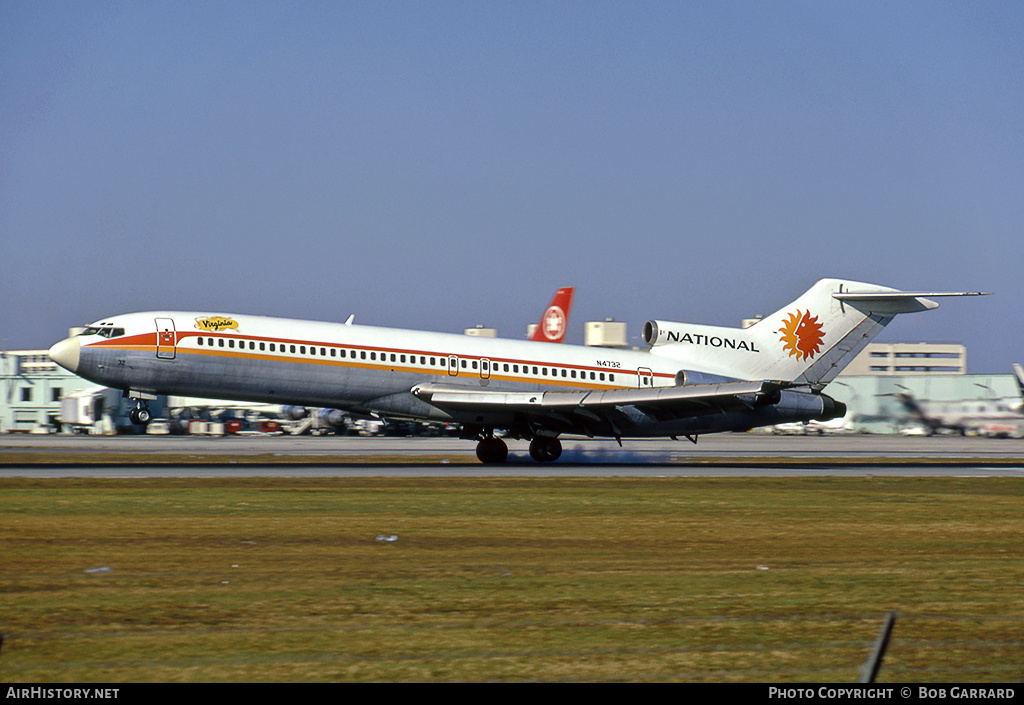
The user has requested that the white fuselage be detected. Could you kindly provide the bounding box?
[54,311,668,412]
[48,309,840,440]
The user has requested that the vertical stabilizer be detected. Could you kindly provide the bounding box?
[529,287,575,343]
[742,279,898,386]
[648,279,984,387]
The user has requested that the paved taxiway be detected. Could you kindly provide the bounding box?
[2,432,1023,477]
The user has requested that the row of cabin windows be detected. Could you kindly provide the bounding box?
[195,336,617,382]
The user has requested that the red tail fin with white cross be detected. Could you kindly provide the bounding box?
[529,287,575,343]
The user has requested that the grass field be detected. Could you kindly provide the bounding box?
[1,476,1021,682]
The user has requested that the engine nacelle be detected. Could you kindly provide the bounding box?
[282,405,308,420]
[673,369,744,386]
[645,320,724,347]
[317,408,348,427]
[643,319,763,356]
[642,320,674,346]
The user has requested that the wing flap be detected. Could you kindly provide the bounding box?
[412,380,774,414]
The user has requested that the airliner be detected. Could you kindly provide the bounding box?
[891,371,1024,438]
[47,279,984,462]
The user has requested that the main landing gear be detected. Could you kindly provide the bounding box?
[473,432,563,464]
[529,436,562,463]
[475,435,508,464]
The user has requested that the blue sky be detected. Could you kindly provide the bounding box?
[2,1,1021,373]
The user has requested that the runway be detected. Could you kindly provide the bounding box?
[3,432,1024,477]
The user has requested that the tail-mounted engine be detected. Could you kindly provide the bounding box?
[642,320,679,347]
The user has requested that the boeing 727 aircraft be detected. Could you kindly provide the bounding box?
[48,279,984,462]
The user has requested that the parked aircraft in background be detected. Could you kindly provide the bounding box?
[48,279,984,462]
[528,287,574,343]
[892,372,1024,438]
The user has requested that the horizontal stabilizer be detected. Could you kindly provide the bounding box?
[834,290,989,315]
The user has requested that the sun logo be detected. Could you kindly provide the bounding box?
[777,309,824,361]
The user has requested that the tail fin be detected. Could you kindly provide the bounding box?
[529,287,575,343]
[648,279,986,387]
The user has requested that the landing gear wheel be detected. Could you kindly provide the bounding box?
[129,406,151,425]
[476,436,508,464]
[529,436,562,462]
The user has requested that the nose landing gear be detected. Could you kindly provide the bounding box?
[124,390,156,426]
[128,403,151,425]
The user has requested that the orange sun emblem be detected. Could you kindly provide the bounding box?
[777,309,825,361]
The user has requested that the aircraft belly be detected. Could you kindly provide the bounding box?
[84,349,430,410]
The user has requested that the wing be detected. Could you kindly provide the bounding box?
[411,380,784,438]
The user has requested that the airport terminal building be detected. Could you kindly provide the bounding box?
[0,349,94,433]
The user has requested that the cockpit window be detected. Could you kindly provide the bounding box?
[81,326,125,339]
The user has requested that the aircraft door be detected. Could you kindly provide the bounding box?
[638,367,654,388]
[448,355,459,377]
[156,318,177,360]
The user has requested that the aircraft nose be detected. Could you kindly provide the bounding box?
[49,336,81,373]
